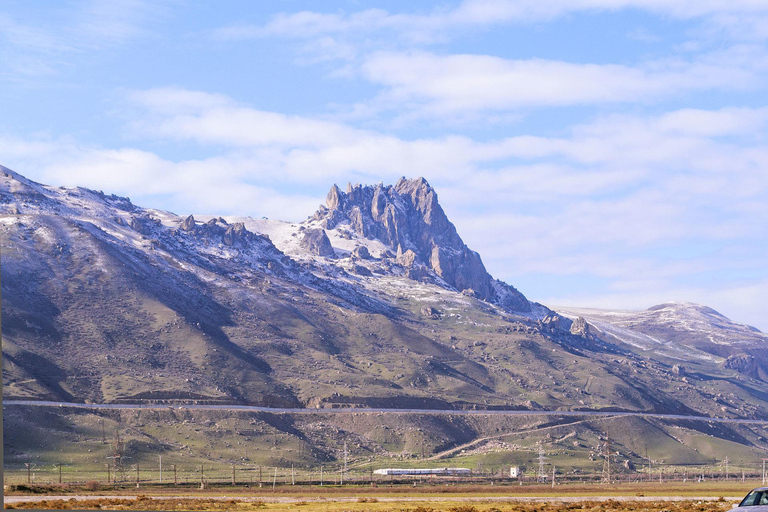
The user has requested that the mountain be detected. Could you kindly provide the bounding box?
[557,302,768,380]
[313,178,530,312]
[2,166,768,422]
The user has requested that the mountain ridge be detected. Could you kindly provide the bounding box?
[2,165,768,425]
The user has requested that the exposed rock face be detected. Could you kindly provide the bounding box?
[315,177,530,311]
[223,222,249,246]
[351,246,370,259]
[540,314,573,334]
[180,214,196,232]
[569,317,591,338]
[300,228,335,257]
[396,248,417,268]
[353,264,372,277]
[177,215,271,250]
[724,353,759,378]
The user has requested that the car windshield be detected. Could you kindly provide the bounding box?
[741,490,768,506]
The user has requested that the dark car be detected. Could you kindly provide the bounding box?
[736,488,768,509]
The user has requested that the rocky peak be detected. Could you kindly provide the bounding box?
[313,177,530,312]
[180,214,196,232]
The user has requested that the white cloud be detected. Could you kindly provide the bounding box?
[3,93,767,329]
[360,49,763,114]
[129,87,378,149]
[0,135,319,219]
[214,0,768,46]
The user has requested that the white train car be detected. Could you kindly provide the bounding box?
[373,467,471,476]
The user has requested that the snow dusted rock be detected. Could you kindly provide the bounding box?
[353,264,372,276]
[315,177,531,312]
[351,245,370,259]
[223,222,249,246]
[180,214,196,232]
[300,228,335,257]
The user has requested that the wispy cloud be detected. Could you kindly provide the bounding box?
[0,0,164,79]
[211,0,768,46]
[360,48,765,115]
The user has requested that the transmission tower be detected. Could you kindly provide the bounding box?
[537,443,547,482]
[601,437,613,484]
[107,429,129,482]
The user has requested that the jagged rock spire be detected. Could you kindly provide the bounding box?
[314,177,530,312]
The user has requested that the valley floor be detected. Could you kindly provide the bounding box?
[3,482,750,511]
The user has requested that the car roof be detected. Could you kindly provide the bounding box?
[748,488,768,492]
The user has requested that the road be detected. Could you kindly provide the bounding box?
[4,399,768,425]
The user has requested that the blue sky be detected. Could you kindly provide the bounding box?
[1,0,767,330]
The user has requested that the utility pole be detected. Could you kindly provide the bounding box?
[106,463,111,485]
[552,466,556,488]
[291,464,295,485]
[343,441,348,485]
[135,464,140,488]
[272,467,277,490]
[199,465,205,489]
[320,465,324,486]
[53,463,63,484]
[537,443,546,483]
[645,445,651,483]
[763,459,767,486]
[725,457,730,481]
[25,463,32,484]
[171,464,177,486]
[232,464,236,486]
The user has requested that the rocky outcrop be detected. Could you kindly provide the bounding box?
[314,177,530,312]
[180,214,196,232]
[569,317,591,338]
[177,215,269,250]
[223,222,249,246]
[540,314,573,334]
[724,353,759,378]
[300,228,335,257]
[351,245,370,259]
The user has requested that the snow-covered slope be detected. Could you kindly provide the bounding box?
[556,302,768,361]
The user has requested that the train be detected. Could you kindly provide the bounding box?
[373,467,471,476]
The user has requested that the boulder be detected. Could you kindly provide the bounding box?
[300,228,335,257]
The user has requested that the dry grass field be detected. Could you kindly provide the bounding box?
[4,481,752,510]
[4,496,739,511]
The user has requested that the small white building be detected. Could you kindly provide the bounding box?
[510,466,520,478]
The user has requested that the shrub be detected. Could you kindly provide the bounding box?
[84,481,100,491]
